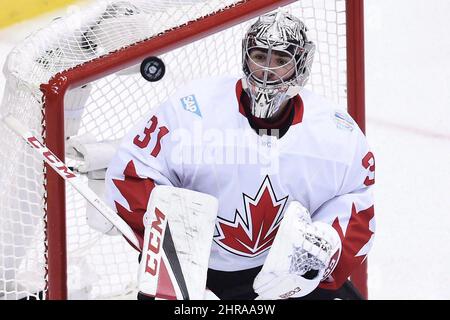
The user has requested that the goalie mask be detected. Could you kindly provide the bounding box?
[242,11,315,119]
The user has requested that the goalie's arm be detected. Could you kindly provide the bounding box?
[312,130,375,290]
[104,104,181,250]
[312,186,375,290]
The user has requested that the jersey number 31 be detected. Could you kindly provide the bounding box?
[133,115,169,158]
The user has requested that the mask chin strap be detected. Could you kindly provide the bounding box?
[242,77,302,118]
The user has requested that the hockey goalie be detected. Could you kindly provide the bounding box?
[105,10,375,300]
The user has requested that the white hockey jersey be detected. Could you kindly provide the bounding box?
[105,76,375,290]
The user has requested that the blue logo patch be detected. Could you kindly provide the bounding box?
[333,111,355,131]
[181,95,202,118]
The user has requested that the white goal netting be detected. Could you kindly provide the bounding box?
[0,0,348,299]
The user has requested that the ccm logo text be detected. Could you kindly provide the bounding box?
[145,207,166,276]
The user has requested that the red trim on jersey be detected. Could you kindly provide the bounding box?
[235,79,304,126]
[291,94,304,125]
[236,79,246,116]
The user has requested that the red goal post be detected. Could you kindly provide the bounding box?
[0,0,366,300]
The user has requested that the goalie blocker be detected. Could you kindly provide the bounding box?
[137,186,218,300]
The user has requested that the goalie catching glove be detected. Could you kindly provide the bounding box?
[253,201,341,299]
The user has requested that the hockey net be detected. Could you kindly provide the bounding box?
[0,0,365,299]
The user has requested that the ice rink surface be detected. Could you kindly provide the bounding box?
[364,0,450,299]
[0,0,449,299]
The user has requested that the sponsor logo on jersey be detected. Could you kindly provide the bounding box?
[214,176,288,258]
[181,94,202,118]
[333,110,354,131]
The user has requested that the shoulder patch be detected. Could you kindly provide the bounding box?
[180,94,202,118]
[333,110,355,131]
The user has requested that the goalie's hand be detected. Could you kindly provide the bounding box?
[253,201,341,300]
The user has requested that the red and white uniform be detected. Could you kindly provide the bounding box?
[105,76,375,292]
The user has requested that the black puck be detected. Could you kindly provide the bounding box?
[140,56,165,82]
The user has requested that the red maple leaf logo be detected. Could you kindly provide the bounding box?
[214,176,288,257]
[112,160,156,249]
[320,203,375,290]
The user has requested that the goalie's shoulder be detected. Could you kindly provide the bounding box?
[301,89,356,134]
[168,76,240,121]
[299,89,367,163]
[126,76,239,143]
